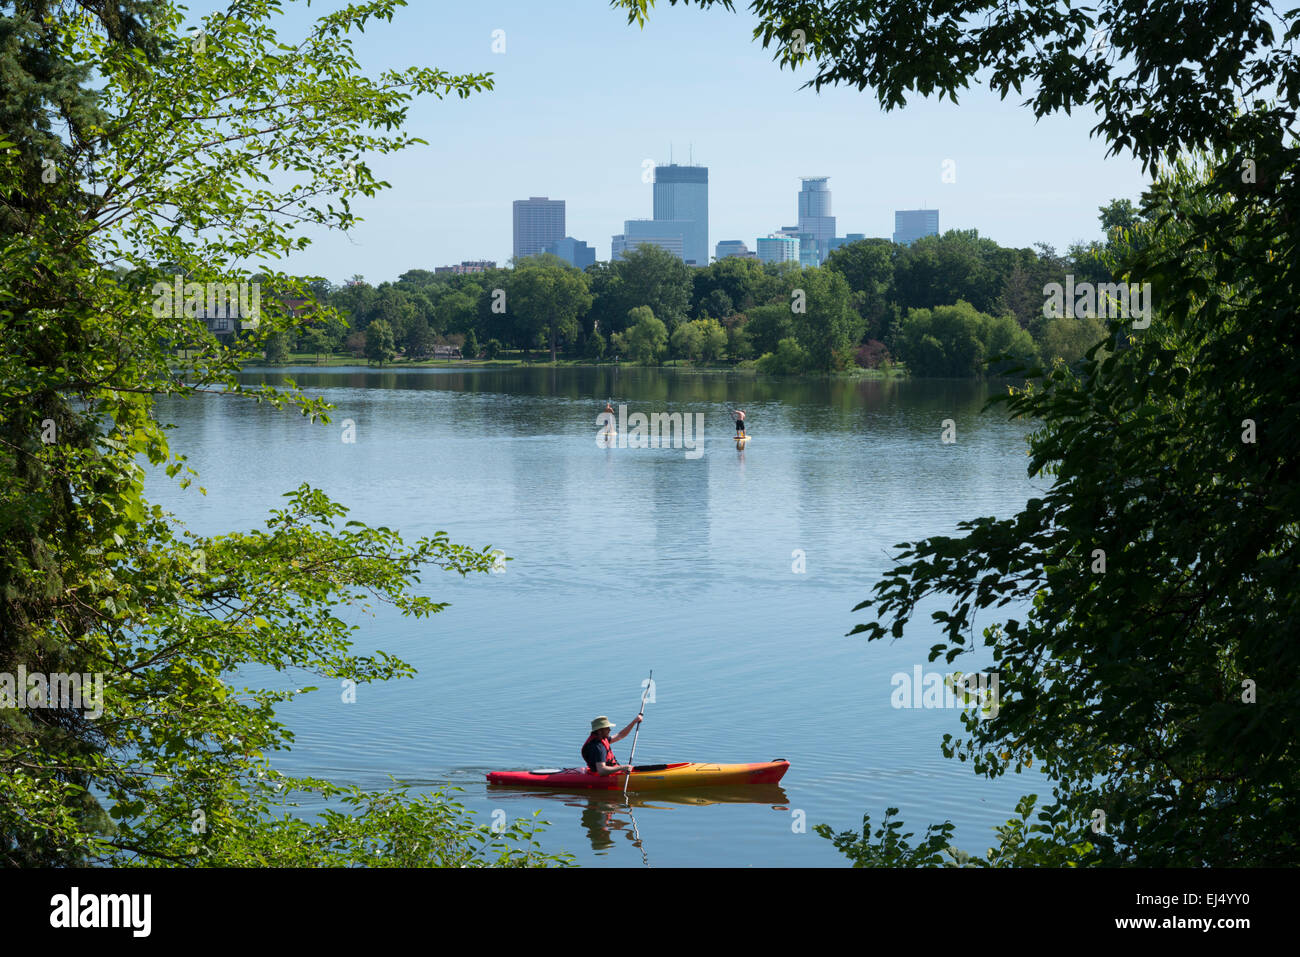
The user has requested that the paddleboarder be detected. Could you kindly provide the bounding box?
[583,714,642,776]
[731,408,747,438]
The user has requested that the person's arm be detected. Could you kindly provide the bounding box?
[610,713,643,744]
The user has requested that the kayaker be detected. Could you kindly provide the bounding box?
[731,408,747,437]
[583,714,642,776]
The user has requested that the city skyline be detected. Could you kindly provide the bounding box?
[242,0,1149,282]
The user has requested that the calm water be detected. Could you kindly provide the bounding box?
[148,366,1048,867]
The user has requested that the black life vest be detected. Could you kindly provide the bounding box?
[584,732,617,770]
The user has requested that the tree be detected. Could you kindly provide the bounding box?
[405,315,435,360]
[743,304,794,357]
[697,318,727,361]
[623,306,668,364]
[670,320,703,362]
[896,303,983,377]
[507,256,592,361]
[2,0,564,866]
[483,338,503,361]
[825,238,894,341]
[1040,316,1110,366]
[264,330,291,363]
[784,267,862,371]
[461,329,478,360]
[612,245,693,329]
[302,326,333,363]
[756,337,808,375]
[365,318,397,366]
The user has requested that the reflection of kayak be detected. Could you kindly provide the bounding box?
[487,760,789,791]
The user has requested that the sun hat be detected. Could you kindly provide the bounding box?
[590,716,615,731]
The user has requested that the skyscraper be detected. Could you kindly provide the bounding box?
[797,177,836,264]
[652,163,708,265]
[513,197,565,262]
[893,209,939,246]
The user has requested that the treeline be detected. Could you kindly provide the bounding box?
[289,199,1144,376]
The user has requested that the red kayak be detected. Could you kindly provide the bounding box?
[486,760,789,791]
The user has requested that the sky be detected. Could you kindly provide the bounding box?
[190,0,1154,284]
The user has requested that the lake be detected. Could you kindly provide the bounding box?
[148,365,1048,866]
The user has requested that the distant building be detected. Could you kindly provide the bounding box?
[612,219,688,261]
[827,233,868,255]
[653,163,708,265]
[756,235,800,264]
[776,226,819,267]
[434,260,496,275]
[513,197,565,261]
[715,240,753,260]
[797,177,836,264]
[542,237,596,269]
[893,209,939,246]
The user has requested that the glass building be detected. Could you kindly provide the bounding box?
[612,220,687,261]
[756,235,800,264]
[542,237,596,269]
[652,164,708,266]
[797,177,836,263]
[715,240,752,260]
[892,209,939,246]
[513,197,566,261]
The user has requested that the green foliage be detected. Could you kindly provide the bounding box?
[785,267,862,371]
[669,317,726,362]
[814,808,958,867]
[365,318,397,366]
[623,306,668,364]
[756,337,808,375]
[483,338,503,360]
[507,255,592,360]
[896,302,984,377]
[824,237,894,340]
[816,796,1102,867]
[1040,316,1111,366]
[0,0,567,867]
[743,304,794,357]
[264,331,291,363]
[461,328,478,360]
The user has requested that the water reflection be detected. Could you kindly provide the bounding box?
[488,784,789,862]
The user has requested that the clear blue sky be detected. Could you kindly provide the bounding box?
[193,0,1152,283]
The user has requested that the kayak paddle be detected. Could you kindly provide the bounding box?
[624,669,652,796]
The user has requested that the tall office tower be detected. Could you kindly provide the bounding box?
[756,235,800,264]
[715,240,751,260]
[513,197,566,261]
[652,163,709,265]
[797,177,836,264]
[892,209,939,246]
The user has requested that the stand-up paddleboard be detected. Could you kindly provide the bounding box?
[735,434,751,447]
